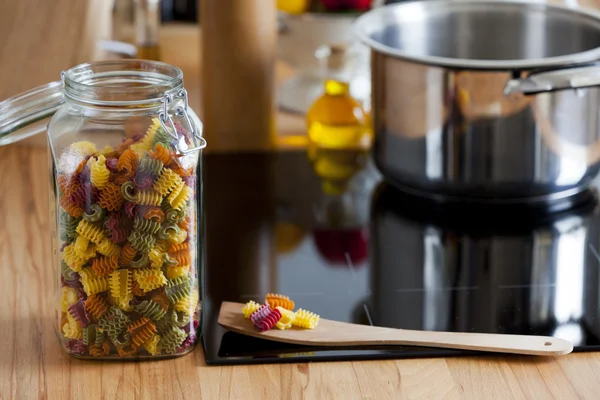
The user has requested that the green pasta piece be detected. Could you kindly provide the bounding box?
[61,261,78,281]
[130,253,150,269]
[134,300,168,321]
[133,216,161,235]
[158,326,187,354]
[151,126,174,149]
[154,315,173,334]
[157,223,179,241]
[60,212,80,241]
[121,181,137,202]
[165,276,191,303]
[83,204,105,223]
[128,230,156,252]
[112,332,132,348]
[138,156,164,177]
[165,208,185,223]
[170,310,190,328]
[95,328,106,347]
[82,325,97,346]
[98,307,130,341]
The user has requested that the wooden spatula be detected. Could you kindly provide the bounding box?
[218,302,573,356]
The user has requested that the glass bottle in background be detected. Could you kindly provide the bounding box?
[135,0,161,60]
[306,44,372,195]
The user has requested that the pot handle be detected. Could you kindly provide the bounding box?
[503,63,600,96]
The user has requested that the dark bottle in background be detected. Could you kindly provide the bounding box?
[161,0,198,23]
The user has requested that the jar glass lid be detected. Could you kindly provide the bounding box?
[0,81,64,146]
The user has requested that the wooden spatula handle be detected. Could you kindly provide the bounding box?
[377,329,573,356]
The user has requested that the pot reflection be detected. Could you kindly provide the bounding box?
[369,183,600,346]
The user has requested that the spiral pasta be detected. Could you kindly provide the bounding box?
[128,317,157,348]
[134,299,168,321]
[89,341,111,357]
[98,307,131,341]
[130,118,160,156]
[110,269,131,300]
[89,155,110,189]
[139,156,164,177]
[153,168,183,196]
[275,307,295,330]
[96,238,121,257]
[143,207,165,223]
[98,182,125,211]
[149,143,173,165]
[265,293,295,311]
[257,309,282,332]
[68,300,91,327]
[133,216,161,234]
[60,195,84,218]
[60,212,80,241]
[134,269,167,292]
[57,131,199,358]
[165,276,191,303]
[158,326,187,354]
[166,265,189,280]
[61,287,79,313]
[293,309,320,329]
[242,301,261,319]
[62,243,87,272]
[118,243,137,267]
[142,334,161,356]
[116,149,139,180]
[128,230,156,252]
[76,220,106,244]
[136,190,163,206]
[84,294,109,319]
[63,313,83,340]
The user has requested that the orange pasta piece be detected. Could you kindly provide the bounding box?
[265,293,295,311]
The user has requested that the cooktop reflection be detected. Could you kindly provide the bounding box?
[202,151,600,365]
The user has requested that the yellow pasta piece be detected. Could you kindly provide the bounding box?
[166,265,189,280]
[60,287,79,313]
[293,309,319,329]
[62,243,87,272]
[117,293,134,312]
[153,168,183,196]
[96,238,120,257]
[73,236,97,261]
[76,220,106,244]
[148,248,165,269]
[110,269,132,300]
[168,229,187,245]
[242,300,261,319]
[89,154,110,189]
[134,269,167,292]
[70,141,98,156]
[62,313,83,340]
[80,267,110,295]
[130,119,160,156]
[275,307,295,330]
[153,240,169,253]
[143,334,161,356]
[170,185,191,210]
[166,180,185,206]
[173,290,199,314]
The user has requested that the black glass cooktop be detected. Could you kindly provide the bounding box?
[201,150,600,365]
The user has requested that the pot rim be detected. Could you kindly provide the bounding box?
[353,0,600,71]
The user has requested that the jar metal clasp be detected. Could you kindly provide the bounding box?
[158,89,207,155]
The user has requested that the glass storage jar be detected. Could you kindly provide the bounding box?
[0,60,206,360]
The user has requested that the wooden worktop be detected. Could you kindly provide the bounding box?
[2,0,600,399]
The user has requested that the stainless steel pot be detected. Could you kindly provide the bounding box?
[353,0,600,204]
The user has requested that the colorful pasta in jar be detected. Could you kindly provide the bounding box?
[11,60,208,360]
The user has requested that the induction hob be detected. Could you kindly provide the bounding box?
[201,150,600,365]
